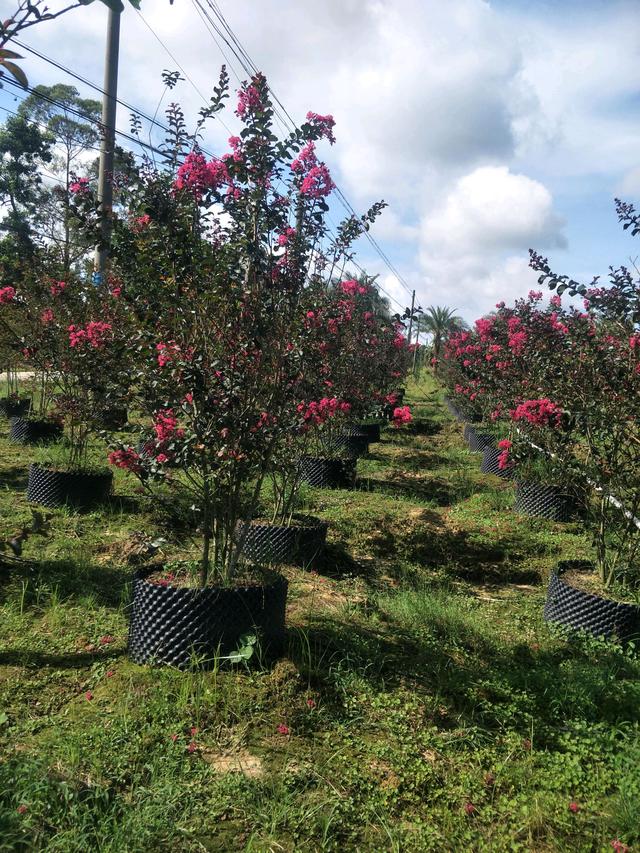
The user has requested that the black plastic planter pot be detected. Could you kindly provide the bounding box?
[128,568,288,668]
[464,426,496,453]
[298,456,356,489]
[342,423,382,443]
[0,397,30,418]
[481,446,515,480]
[328,434,370,459]
[27,463,113,509]
[514,480,575,522]
[9,417,63,445]
[237,515,329,566]
[544,563,640,643]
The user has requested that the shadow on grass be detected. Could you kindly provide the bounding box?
[0,464,29,491]
[403,523,543,584]
[289,600,640,737]
[0,648,126,668]
[356,473,487,507]
[0,558,130,609]
[315,541,378,581]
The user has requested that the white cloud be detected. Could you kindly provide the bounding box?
[7,0,639,322]
[417,166,566,319]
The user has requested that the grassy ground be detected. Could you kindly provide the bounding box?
[0,374,638,852]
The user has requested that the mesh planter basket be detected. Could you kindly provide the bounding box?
[328,434,370,458]
[27,463,113,509]
[544,564,640,643]
[128,568,288,668]
[9,417,63,445]
[237,514,328,565]
[481,446,515,480]
[514,480,575,522]
[0,397,31,418]
[465,426,496,453]
[298,456,356,489]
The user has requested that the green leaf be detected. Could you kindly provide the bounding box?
[0,712,8,726]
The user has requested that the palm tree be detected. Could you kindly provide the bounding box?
[420,305,467,373]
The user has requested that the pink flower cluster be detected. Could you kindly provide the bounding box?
[69,177,89,194]
[497,438,512,470]
[391,405,412,427]
[300,164,334,199]
[277,227,296,247]
[291,141,334,199]
[236,81,263,117]
[68,321,112,349]
[174,151,229,198]
[156,341,182,368]
[50,280,66,297]
[291,142,317,174]
[0,286,16,304]
[40,308,54,324]
[512,399,562,428]
[305,111,336,144]
[297,397,351,426]
[340,280,367,296]
[108,447,142,474]
[153,409,185,442]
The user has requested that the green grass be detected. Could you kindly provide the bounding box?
[0,373,638,851]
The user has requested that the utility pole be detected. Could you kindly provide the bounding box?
[407,289,415,343]
[94,6,121,281]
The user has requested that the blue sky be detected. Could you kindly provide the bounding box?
[2,0,639,320]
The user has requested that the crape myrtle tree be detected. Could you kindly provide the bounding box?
[441,197,640,589]
[263,275,412,524]
[89,69,387,587]
[528,201,640,587]
[0,267,130,465]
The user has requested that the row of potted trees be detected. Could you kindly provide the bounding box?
[0,70,413,668]
[440,205,640,641]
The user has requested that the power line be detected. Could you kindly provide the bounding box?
[8,38,226,164]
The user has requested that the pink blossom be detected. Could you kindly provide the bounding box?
[291,141,317,174]
[153,409,184,442]
[69,177,89,194]
[68,321,112,350]
[300,164,334,199]
[512,399,562,428]
[50,280,66,297]
[236,80,263,117]
[40,308,54,324]
[391,405,412,428]
[174,151,228,198]
[0,286,15,304]
[85,691,93,701]
[132,213,150,231]
[277,227,296,246]
[277,724,290,735]
[108,447,142,475]
[568,801,580,813]
[306,111,336,144]
[550,294,562,308]
[528,290,543,301]
[155,453,169,464]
